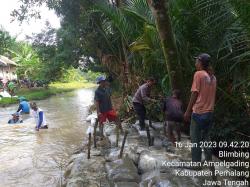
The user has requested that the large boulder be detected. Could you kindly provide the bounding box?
[105,156,140,183]
[64,153,107,187]
[104,123,117,136]
[108,134,119,147]
[124,145,150,165]
[105,148,120,162]
[125,145,140,165]
[138,150,181,174]
[140,170,201,187]
[96,137,111,148]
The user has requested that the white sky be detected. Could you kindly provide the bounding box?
[0,0,61,41]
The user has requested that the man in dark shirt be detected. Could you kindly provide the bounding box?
[132,77,156,130]
[94,76,123,137]
[163,89,183,145]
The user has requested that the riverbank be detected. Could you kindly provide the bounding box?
[63,119,248,187]
[0,81,95,107]
[0,88,95,187]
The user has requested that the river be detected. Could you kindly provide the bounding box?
[0,88,94,187]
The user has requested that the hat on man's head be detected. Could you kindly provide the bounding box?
[18,96,27,101]
[195,53,211,68]
[96,76,106,84]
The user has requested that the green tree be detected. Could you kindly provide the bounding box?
[147,0,183,91]
[0,28,16,56]
[11,0,250,138]
[10,42,43,80]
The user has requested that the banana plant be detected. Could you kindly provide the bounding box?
[9,42,43,80]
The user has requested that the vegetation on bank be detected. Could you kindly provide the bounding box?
[0,81,95,106]
[0,1,249,143]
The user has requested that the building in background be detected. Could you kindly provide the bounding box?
[0,55,18,80]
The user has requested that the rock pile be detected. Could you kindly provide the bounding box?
[63,120,247,187]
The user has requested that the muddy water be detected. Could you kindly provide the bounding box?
[0,89,94,187]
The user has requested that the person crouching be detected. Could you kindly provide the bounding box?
[30,102,48,131]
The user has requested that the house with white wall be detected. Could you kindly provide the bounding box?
[0,55,18,80]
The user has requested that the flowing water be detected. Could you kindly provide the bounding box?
[0,88,94,187]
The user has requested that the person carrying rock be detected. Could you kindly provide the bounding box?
[163,89,183,145]
[94,76,123,137]
[132,77,156,130]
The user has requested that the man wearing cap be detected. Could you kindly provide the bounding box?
[184,53,217,162]
[17,96,30,114]
[94,76,123,137]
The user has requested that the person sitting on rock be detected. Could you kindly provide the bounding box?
[163,89,183,145]
[8,112,23,124]
[94,76,123,137]
[30,102,48,131]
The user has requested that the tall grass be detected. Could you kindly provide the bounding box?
[0,82,95,106]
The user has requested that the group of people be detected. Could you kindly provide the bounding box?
[94,53,217,163]
[6,52,216,164]
[0,78,48,95]
[0,78,17,95]
[8,97,48,131]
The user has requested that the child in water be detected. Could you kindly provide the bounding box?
[30,102,48,131]
[8,112,23,124]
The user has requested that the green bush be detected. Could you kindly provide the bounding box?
[60,67,85,83]
[0,97,19,106]
[81,70,102,83]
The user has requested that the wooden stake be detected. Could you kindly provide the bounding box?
[119,130,128,158]
[163,121,167,136]
[94,119,98,148]
[115,126,120,147]
[146,125,151,146]
[87,133,91,159]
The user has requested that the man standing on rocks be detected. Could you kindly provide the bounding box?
[184,53,217,162]
[132,77,156,130]
[163,89,183,145]
[94,76,123,137]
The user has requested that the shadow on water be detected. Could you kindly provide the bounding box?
[0,88,94,187]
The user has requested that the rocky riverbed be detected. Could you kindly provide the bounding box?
[63,120,248,187]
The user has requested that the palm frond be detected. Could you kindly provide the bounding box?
[124,0,154,24]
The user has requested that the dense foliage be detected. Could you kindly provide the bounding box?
[0,29,44,80]
[8,0,250,140]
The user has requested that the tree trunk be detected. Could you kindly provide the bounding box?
[115,0,121,7]
[147,0,183,91]
[122,40,129,95]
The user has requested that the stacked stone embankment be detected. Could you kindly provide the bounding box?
[63,120,248,187]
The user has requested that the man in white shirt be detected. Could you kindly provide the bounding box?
[30,102,48,131]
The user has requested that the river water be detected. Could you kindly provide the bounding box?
[0,89,94,187]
